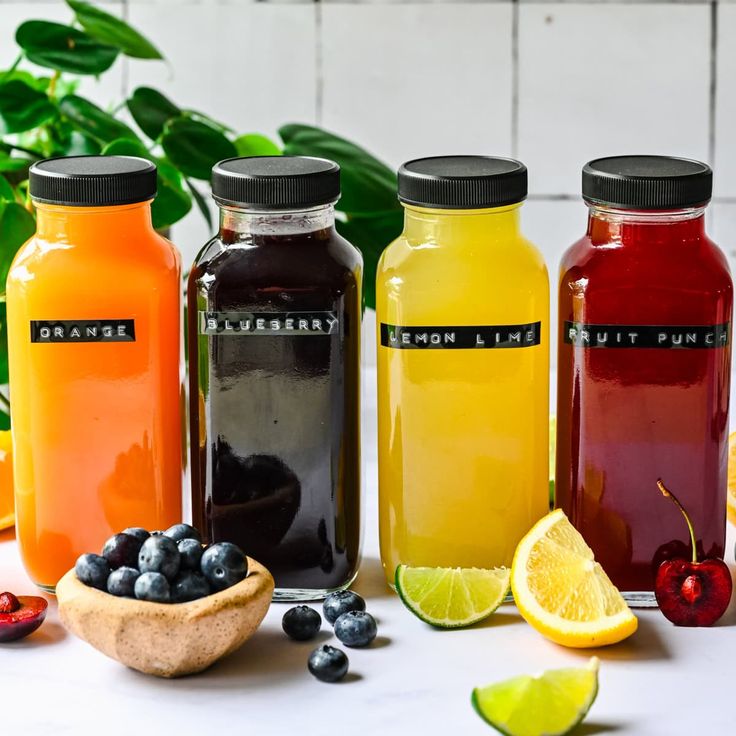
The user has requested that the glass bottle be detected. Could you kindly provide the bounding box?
[188,156,362,601]
[7,156,183,592]
[377,156,550,586]
[556,155,732,605]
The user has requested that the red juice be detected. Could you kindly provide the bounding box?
[556,156,732,604]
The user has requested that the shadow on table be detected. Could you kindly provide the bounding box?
[577,723,628,735]
[0,526,16,544]
[352,556,393,599]
[121,626,314,691]
[559,616,670,662]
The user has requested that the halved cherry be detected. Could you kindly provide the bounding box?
[0,591,48,642]
[654,481,733,627]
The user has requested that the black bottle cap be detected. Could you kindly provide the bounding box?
[29,155,157,206]
[582,155,713,210]
[211,156,340,209]
[397,156,527,209]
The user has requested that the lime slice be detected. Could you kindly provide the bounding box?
[395,565,510,629]
[472,657,600,736]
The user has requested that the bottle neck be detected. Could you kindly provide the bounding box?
[587,204,707,246]
[402,202,523,242]
[34,200,155,241]
[219,203,335,243]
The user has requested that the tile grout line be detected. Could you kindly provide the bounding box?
[511,0,519,158]
[315,0,324,127]
[709,0,718,167]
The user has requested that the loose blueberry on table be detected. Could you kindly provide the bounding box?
[282,606,322,641]
[0,591,48,643]
[334,610,378,648]
[74,526,249,604]
[323,590,366,624]
[655,479,733,626]
[308,645,349,682]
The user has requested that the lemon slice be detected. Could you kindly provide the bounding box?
[472,657,600,736]
[395,565,510,629]
[511,509,637,648]
[727,430,736,526]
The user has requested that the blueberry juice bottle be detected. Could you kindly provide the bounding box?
[188,156,362,600]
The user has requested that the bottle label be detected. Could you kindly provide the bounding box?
[380,321,542,349]
[200,311,339,336]
[564,321,730,349]
[30,319,136,343]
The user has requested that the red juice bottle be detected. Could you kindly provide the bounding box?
[556,156,732,606]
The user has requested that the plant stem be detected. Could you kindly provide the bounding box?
[657,479,698,563]
[7,143,42,159]
[47,70,60,101]
[0,53,23,83]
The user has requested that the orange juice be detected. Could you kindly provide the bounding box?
[6,156,182,591]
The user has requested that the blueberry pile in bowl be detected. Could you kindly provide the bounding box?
[74,524,248,603]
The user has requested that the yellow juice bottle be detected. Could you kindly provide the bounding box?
[377,156,549,585]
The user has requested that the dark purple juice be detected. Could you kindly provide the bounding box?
[188,205,362,597]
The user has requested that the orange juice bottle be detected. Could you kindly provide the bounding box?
[6,156,182,592]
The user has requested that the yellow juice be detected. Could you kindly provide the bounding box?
[377,190,549,584]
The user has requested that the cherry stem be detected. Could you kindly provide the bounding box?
[657,479,698,564]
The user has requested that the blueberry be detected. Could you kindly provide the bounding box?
[134,572,170,603]
[178,538,203,570]
[334,611,377,648]
[75,553,110,591]
[164,523,202,543]
[308,645,349,683]
[121,527,150,544]
[282,606,322,641]
[138,535,180,580]
[323,590,366,624]
[200,542,247,591]
[171,571,210,603]
[102,532,143,569]
[107,566,140,597]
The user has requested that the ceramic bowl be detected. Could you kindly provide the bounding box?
[56,557,273,678]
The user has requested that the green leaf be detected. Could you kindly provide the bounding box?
[59,94,137,144]
[0,154,32,174]
[67,0,162,60]
[279,123,399,216]
[0,201,35,293]
[101,139,191,230]
[0,69,50,92]
[0,177,14,202]
[161,117,237,180]
[187,179,213,230]
[0,302,8,389]
[234,133,281,157]
[16,21,119,76]
[0,79,56,134]
[61,130,102,156]
[127,87,180,141]
[336,211,403,310]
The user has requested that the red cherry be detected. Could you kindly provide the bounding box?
[655,558,732,626]
[654,480,733,627]
[0,592,48,642]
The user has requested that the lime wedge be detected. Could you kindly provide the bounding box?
[472,657,600,736]
[395,565,510,629]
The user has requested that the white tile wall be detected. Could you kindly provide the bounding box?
[320,3,514,168]
[715,3,736,196]
[517,2,712,197]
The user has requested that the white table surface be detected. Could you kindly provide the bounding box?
[2,366,735,736]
